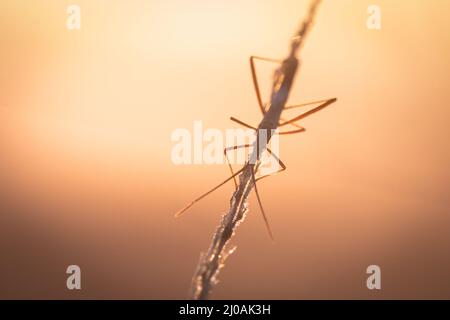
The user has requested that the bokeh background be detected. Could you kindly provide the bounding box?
[1,0,449,299]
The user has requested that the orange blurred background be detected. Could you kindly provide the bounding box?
[1,0,449,299]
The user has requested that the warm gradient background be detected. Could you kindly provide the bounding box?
[1,0,449,299]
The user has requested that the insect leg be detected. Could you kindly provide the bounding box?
[250,55,282,115]
[175,166,246,217]
[229,117,257,130]
[284,98,335,110]
[255,147,287,182]
[251,147,287,240]
[279,128,307,135]
[278,98,337,129]
[251,164,274,241]
[224,144,252,190]
[280,99,335,132]
[249,56,304,130]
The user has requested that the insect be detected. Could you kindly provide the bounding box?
[175,10,337,241]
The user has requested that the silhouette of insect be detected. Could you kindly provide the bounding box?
[175,36,337,241]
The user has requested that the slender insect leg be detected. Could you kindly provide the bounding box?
[229,116,267,163]
[284,98,335,110]
[278,98,337,129]
[251,147,287,240]
[281,113,305,131]
[280,99,335,133]
[251,165,274,241]
[226,117,258,188]
[279,98,337,132]
[279,128,306,135]
[175,166,246,217]
[224,144,251,190]
[249,56,304,130]
[250,55,282,115]
[255,147,287,182]
[229,117,257,130]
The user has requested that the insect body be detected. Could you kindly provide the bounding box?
[175,8,337,240]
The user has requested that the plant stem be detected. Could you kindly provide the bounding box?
[189,0,323,300]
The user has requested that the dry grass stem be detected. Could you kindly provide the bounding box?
[188,0,325,300]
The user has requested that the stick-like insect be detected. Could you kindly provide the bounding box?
[176,0,336,300]
[175,0,336,241]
